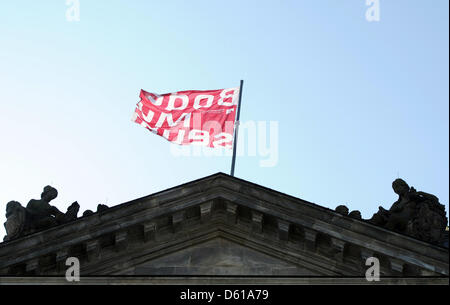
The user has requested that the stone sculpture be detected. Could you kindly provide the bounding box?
[369,178,448,245]
[3,186,81,241]
[334,178,447,246]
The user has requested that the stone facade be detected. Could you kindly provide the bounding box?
[0,173,448,284]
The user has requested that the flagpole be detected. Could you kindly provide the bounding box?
[230,80,244,177]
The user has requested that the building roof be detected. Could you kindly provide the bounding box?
[0,173,448,284]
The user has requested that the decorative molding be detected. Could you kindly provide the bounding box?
[226,202,238,224]
[251,211,263,233]
[330,238,346,262]
[172,210,186,233]
[115,231,128,252]
[277,219,290,241]
[303,228,317,251]
[85,240,100,262]
[142,222,156,243]
[26,258,39,274]
[390,258,405,273]
[200,201,213,222]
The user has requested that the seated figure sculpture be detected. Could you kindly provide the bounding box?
[26,185,63,230]
[3,185,80,242]
[369,178,447,245]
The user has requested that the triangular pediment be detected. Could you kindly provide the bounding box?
[132,237,320,276]
[0,173,448,280]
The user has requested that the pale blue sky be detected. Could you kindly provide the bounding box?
[0,0,448,239]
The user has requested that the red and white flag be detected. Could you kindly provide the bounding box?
[132,87,239,149]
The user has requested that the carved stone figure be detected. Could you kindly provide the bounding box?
[81,204,108,218]
[25,185,62,231]
[3,201,27,242]
[66,201,80,220]
[56,202,80,224]
[349,210,362,220]
[97,204,109,212]
[335,205,362,220]
[335,205,349,216]
[3,186,81,242]
[83,210,94,217]
[369,179,448,245]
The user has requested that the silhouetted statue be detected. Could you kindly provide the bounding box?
[369,179,448,245]
[335,205,349,216]
[3,201,27,242]
[56,201,80,224]
[349,210,362,220]
[26,185,62,230]
[3,186,81,242]
[96,204,109,212]
[83,210,94,217]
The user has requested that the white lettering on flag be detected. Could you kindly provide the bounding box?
[132,87,239,148]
